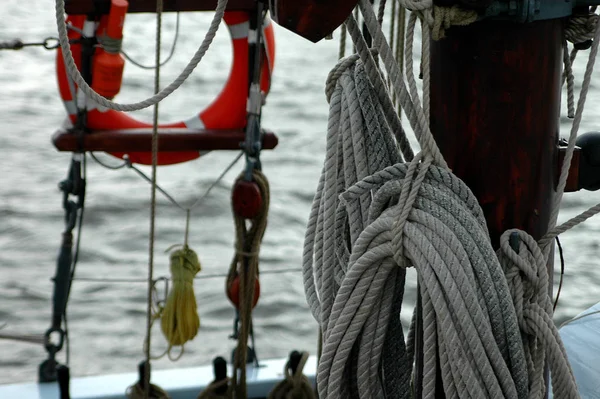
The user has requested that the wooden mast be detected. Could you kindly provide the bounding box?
[430,19,562,249]
[429,16,563,399]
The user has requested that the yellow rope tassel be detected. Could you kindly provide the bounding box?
[160,245,201,348]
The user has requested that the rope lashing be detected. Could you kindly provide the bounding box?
[565,9,599,47]
[159,245,202,349]
[268,351,316,399]
[396,0,477,40]
[126,361,171,399]
[98,36,123,54]
[497,230,579,398]
[227,169,270,399]
[197,357,232,399]
[430,5,478,40]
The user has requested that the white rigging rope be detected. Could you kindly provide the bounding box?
[55,0,229,112]
[304,0,600,397]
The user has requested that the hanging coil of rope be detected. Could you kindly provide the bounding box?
[227,169,270,398]
[302,0,600,397]
[159,246,202,351]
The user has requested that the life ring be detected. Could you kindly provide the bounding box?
[56,11,276,165]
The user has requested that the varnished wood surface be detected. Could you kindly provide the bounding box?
[53,128,278,152]
[270,0,359,42]
[430,19,563,246]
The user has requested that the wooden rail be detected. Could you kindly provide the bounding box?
[64,0,263,14]
[53,128,278,152]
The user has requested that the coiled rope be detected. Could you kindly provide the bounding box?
[54,0,229,112]
[303,0,596,397]
[158,246,202,356]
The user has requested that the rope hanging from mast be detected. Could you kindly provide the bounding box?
[304,0,600,397]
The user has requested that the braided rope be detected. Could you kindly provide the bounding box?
[304,0,595,397]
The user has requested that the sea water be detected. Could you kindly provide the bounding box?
[1,0,600,384]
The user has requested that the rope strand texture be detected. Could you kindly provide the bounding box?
[306,0,594,397]
[55,0,229,112]
[498,230,579,398]
[160,246,202,348]
[305,62,530,398]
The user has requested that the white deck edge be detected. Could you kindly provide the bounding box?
[0,356,317,399]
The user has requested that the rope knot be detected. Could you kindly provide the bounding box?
[566,10,599,46]
[399,0,433,11]
[497,229,579,397]
[98,35,123,54]
[392,154,432,268]
[169,246,201,282]
[430,5,478,40]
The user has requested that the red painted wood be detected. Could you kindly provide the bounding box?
[65,0,260,14]
[430,19,562,246]
[232,180,264,219]
[559,146,581,192]
[270,0,359,42]
[52,128,278,152]
[227,276,260,309]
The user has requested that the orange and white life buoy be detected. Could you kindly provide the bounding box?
[57,10,276,165]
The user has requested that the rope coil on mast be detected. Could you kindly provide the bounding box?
[304,0,600,397]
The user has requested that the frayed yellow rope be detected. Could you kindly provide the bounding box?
[158,245,201,354]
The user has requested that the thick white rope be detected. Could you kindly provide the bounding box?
[545,13,600,246]
[55,0,229,112]
[304,0,594,397]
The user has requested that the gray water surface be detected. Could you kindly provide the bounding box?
[1,0,600,385]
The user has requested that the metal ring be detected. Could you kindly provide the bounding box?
[44,327,65,353]
[44,37,60,50]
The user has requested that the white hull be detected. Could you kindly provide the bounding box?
[0,357,317,399]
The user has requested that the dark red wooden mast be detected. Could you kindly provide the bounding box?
[428,17,563,399]
[430,19,562,248]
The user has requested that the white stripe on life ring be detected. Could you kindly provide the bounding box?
[184,115,206,130]
[229,21,250,40]
[63,100,78,116]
